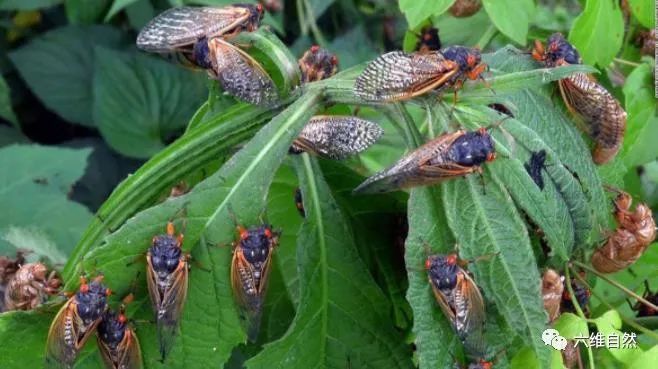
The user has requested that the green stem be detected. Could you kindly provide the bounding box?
[564,265,595,369]
[476,25,497,50]
[303,0,328,47]
[296,0,308,35]
[613,58,641,68]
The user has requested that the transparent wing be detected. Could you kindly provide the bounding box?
[155,259,188,360]
[45,300,78,369]
[209,38,278,106]
[136,6,250,52]
[119,329,144,369]
[293,116,384,159]
[354,51,458,102]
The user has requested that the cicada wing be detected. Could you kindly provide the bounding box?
[145,254,163,315]
[156,259,188,360]
[208,38,278,106]
[231,247,272,341]
[354,51,458,102]
[429,280,457,326]
[119,329,144,369]
[137,6,251,52]
[293,116,384,159]
[45,300,79,369]
[353,130,465,193]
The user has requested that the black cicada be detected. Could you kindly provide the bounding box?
[46,275,111,369]
[532,33,626,164]
[353,127,495,194]
[354,46,487,102]
[231,221,280,341]
[294,188,305,218]
[146,221,189,361]
[426,253,485,355]
[97,302,143,369]
[631,281,658,317]
[289,116,384,160]
[561,277,590,315]
[524,150,547,190]
[299,45,338,83]
[415,26,441,53]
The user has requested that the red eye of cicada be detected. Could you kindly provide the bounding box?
[424,258,431,270]
[264,228,273,238]
[311,45,320,53]
[446,254,458,265]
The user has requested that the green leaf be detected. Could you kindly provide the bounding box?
[9,25,124,127]
[105,0,139,21]
[65,0,112,24]
[443,173,550,368]
[553,313,588,339]
[0,126,28,147]
[621,62,658,167]
[0,0,62,10]
[482,0,535,45]
[93,47,207,159]
[72,91,321,368]
[0,144,93,262]
[246,154,413,369]
[592,310,643,364]
[568,0,625,67]
[627,0,655,28]
[399,0,456,30]
[0,74,18,127]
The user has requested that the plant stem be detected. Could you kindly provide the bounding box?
[303,0,328,47]
[564,265,596,369]
[613,58,641,67]
[476,25,497,50]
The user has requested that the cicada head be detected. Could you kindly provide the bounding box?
[238,225,279,269]
[441,46,485,80]
[543,33,581,67]
[76,276,111,325]
[447,128,495,166]
[97,310,128,351]
[235,3,264,32]
[298,45,339,83]
[97,305,142,369]
[416,26,441,53]
[524,150,548,190]
[468,359,493,369]
[634,282,658,317]
[149,223,184,279]
[426,254,460,290]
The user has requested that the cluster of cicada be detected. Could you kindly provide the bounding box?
[0,252,61,313]
[533,33,627,165]
[591,188,656,273]
[136,3,278,106]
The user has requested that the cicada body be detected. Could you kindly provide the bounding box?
[532,33,626,164]
[289,116,384,160]
[97,308,143,369]
[299,45,338,83]
[4,262,61,311]
[541,269,563,323]
[354,46,486,102]
[632,281,658,317]
[488,103,514,117]
[294,188,305,218]
[449,0,482,18]
[426,254,485,354]
[524,150,547,190]
[146,221,189,361]
[136,4,263,54]
[415,26,441,53]
[45,275,110,369]
[561,278,590,315]
[231,222,280,341]
[353,127,495,194]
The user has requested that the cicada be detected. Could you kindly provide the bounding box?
[488,103,514,117]
[45,275,110,369]
[561,278,590,315]
[414,26,441,53]
[591,188,655,273]
[294,188,305,218]
[4,262,61,311]
[146,221,189,361]
[524,150,547,190]
[299,45,338,83]
[259,0,282,13]
[289,116,384,160]
[532,33,626,164]
[97,303,143,369]
[631,281,658,317]
[449,0,482,18]
[353,127,495,194]
[231,220,280,340]
[426,253,485,354]
[541,269,563,323]
[354,46,486,102]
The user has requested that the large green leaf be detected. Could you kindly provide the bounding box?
[0,0,61,10]
[246,154,413,369]
[621,62,658,167]
[0,74,17,127]
[65,0,112,24]
[399,0,455,29]
[8,26,124,127]
[627,0,655,28]
[93,47,207,159]
[105,0,139,20]
[0,145,92,263]
[70,91,322,368]
[568,0,625,67]
[482,0,535,45]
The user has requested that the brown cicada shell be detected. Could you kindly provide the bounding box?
[541,269,563,323]
[4,262,60,311]
[591,188,656,273]
[289,115,384,160]
[231,222,279,341]
[46,275,110,369]
[97,303,143,369]
[561,340,581,369]
[298,45,338,83]
[449,0,482,18]
[353,127,495,194]
[532,33,626,164]
[354,46,486,102]
[146,221,189,361]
